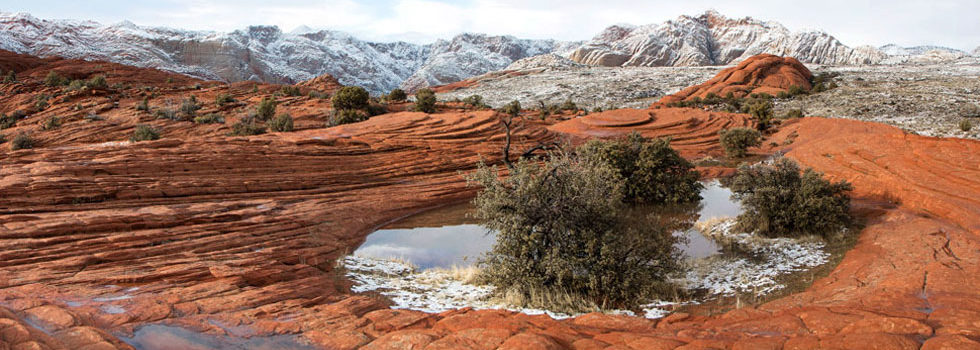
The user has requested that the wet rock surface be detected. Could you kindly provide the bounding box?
[1,52,980,349]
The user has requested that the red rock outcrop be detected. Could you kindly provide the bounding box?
[656,54,813,106]
[3,50,980,350]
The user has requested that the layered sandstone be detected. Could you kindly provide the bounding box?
[656,54,813,105]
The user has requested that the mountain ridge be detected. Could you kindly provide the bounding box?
[0,11,971,93]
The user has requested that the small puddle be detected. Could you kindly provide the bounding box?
[354,181,740,267]
[121,324,315,350]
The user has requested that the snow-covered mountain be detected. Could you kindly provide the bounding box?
[0,11,969,93]
[0,12,571,93]
[569,11,886,67]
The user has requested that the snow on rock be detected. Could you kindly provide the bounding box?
[684,219,830,296]
[568,10,887,67]
[343,217,832,320]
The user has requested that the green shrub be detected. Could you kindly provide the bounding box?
[34,98,49,112]
[42,116,62,130]
[729,158,852,238]
[269,113,294,132]
[784,109,804,119]
[229,119,266,136]
[215,93,235,106]
[719,128,762,158]
[560,99,578,111]
[66,79,86,91]
[154,108,177,120]
[87,75,108,89]
[462,94,487,108]
[414,88,437,113]
[308,90,329,99]
[279,85,302,97]
[744,98,774,131]
[44,71,67,87]
[388,88,407,102]
[0,111,25,129]
[3,70,16,83]
[256,97,277,121]
[329,109,367,126]
[787,85,807,96]
[193,113,225,124]
[499,100,521,118]
[130,124,160,142]
[961,119,973,132]
[332,86,370,110]
[180,95,201,119]
[10,133,32,150]
[577,133,702,204]
[470,152,680,311]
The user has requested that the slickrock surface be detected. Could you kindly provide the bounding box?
[2,51,980,349]
[657,54,813,105]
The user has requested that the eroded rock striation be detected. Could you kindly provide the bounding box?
[656,54,813,105]
[2,51,980,349]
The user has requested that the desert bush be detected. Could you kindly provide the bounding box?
[960,119,973,132]
[499,100,521,118]
[414,88,437,113]
[279,85,302,97]
[66,79,85,92]
[787,85,807,96]
[229,119,266,136]
[269,113,294,132]
[308,90,329,99]
[10,133,33,150]
[0,111,25,129]
[44,71,67,87]
[462,94,487,108]
[388,88,407,102]
[2,70,15,83]
[256,97,277,121]
[179,95,201,119]
[960,104,980,118]
[577,133,702,204]
[366,101,388,116]
[154,108,177,120]
[34,97,49,112]
[560,99,578,111]
[332,86,370,110]
[42,116,62,130]
[329,109,367,126]
[130,124,160,142]
[784,109,804,119]
[719,128,762,158]
[744,98,774,130]
[215,93,236,106]
[470,152,680,311]
[87,75,108,89]
[193,113,225,124]
[729,157,852,238]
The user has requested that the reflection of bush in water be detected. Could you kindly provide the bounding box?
[469,149,686,313]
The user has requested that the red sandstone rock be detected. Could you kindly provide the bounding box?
[655,54,812,106]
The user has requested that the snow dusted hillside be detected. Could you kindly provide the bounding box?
[569,10,887,67]
[0,12,571,93]
[0,11,969,93]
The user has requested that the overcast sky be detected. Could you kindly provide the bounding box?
[1,0,977,51]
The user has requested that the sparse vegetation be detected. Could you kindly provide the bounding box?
[44,71,68,87]
[179,95,201,119]
[577,133,702,204]
[332,86,370,110]
[462,94,488,109]
[499,100,521,118]
[256,97,278,121]
[87,75,108,89]
[960,119,973,132]
[269,113,294,132]
[810,72,840,93]
[388,88,407,102]
[193,113,225,124]
[229,118,266,136]
[10,133,33,150]
[42,116,62,130]
[215,93,235,106]
[729,157,852,239]
[414,88,437,113]
[719,128,762,158]
[3,70,16,83]
[279,85,302,97]
[0,111,25,129]
[470,150,680,311]
[154,108,177,120]
[745,97,774,130]
[137,97,150,111]
[784,109,804,119]
[130,124,160,142]
[329,109,368,126]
